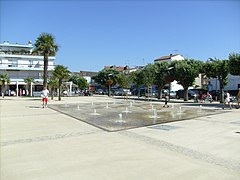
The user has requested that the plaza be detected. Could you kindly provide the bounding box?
[1,96,240,180]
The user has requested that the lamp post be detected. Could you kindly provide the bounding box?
[107,74,113,96]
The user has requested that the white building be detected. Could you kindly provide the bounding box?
[154,54,184,91]
[0,41,55,96]
[154,54,184,63]
[208,74,240,91]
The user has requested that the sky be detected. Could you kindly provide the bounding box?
[1,0,240,72]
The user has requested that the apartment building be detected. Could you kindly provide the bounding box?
[0,41,55,96]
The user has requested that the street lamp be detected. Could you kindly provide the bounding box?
[107,74,113,96]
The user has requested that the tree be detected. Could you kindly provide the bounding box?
[52,65,70,101]
[229,52,240,76]
[33,33,59,87]
[92,69,119,96]
[172,59,202,101]
[48,77,58,100]
[153,62,170,99]
[116,73,131,99]
[130,70,144,97]
[69,74,88,90]
[24,77,34,96]
[141,64,155,99]
[203,58,229,103]
[0,73,10,98]
[116,74,131,89]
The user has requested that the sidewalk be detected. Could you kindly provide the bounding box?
[1,96,240,180]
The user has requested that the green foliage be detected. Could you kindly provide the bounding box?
[33,32,59,87]
[153,62,170,99]
[0,73,10,97]
[33,33,59,55]
[48,77,58,100]
[203,58,229,102]
[172,59,201,88]
[229,52,240,76]
[24,77,34,96]
[141,64,155,87]
[69,74,88,90]
[116,74,131,89]
[52,65,70,101]
[172,59,202,101]
[92,69,119,88]
[130,70,144,88]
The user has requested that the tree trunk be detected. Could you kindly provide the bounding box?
[43,52,49,88]
[1,81,5,98]
[157,86,163,100]
[51,87,54,100]
[184,87,188,101]
[219,80,224,103]
[58,81,61,101]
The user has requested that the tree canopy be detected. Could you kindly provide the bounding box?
[203,58,229,102]
[172,59,202,101]
[52,65,70,101]
[229,52,240,76]
[33,33,59,87]
[69,74,88,90]
[0,73,10,98]
[92,69,119,88]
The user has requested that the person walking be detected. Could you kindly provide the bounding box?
[163,93,169,108]
[41,87,49,108]
[223,91,232,109]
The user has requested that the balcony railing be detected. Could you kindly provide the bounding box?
[0,62,55,69]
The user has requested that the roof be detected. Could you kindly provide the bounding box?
[154,54,180,62]
[104,65,129,72]
[73,71,97,77]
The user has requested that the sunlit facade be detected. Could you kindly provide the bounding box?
[0,41,55,96]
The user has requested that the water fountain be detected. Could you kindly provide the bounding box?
[49,100,224,132]
[198,105,203,113]
[150,109,160,119]
[115,113,126,123]
[90,109,99,115]
[105,103,109,109]
[129,102,133,107]
[177,106,183,115]
[122,107,131,113]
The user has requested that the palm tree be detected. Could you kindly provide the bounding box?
[24,77,34,96]
[33,33,59,88]
[52,65,70,101]
[0,73,10,98]
[48,77,58,100]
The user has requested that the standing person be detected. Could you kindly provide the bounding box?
[163,93,169,108]
[237,88,240,108]
[223,91,232,109]
[41,87,49,108]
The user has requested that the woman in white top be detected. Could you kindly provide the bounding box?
[223,91,232,109]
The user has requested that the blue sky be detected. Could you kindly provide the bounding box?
[1,0,240,72]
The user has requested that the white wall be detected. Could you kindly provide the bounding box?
[209,74,240,91]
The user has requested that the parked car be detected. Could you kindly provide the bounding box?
[176,89,197,100]
[162,90,176,99]
[96,89,105,95]
[123,89,132,96]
